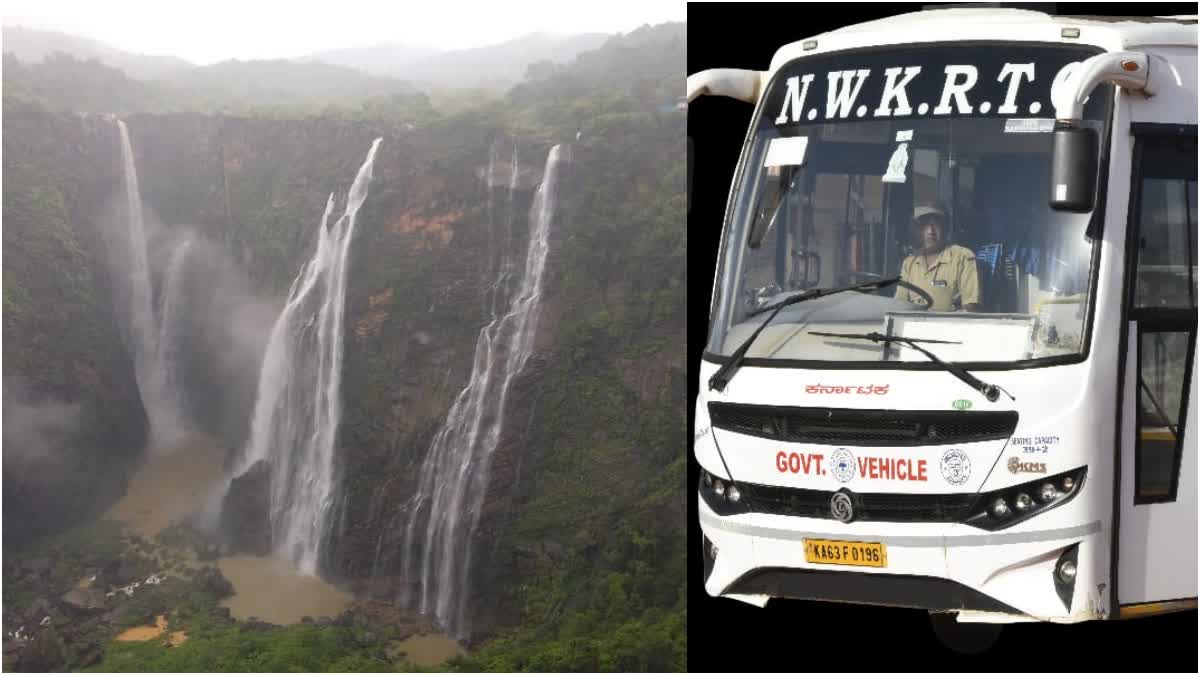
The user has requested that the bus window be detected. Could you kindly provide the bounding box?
[1135,175,1198,310]
[1136,330,1194,500]
[1131,137,1197,503]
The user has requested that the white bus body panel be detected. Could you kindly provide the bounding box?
[696,355,1115,622]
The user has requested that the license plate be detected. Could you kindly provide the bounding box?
[804,539,888,568]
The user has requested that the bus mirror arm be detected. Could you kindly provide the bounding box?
[687,69,767,104]
[1050,51,1153,123]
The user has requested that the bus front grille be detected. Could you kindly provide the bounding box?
[708,402,1018,447]
[740,482,981,522]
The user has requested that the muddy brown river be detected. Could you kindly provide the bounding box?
[103,438,462,664]
[215,554,351,624]
[106,435,225,537]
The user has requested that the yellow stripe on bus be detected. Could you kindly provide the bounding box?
[1139,429,1177,442]
[1139,486,1172,496]
[1119,598,1198,619]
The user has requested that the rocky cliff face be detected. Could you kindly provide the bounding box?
[3,101,149,548]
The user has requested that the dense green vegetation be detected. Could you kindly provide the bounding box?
[451,528,686,671]
[89,598,400,673]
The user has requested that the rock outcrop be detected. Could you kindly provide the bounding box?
[219,460,271,556]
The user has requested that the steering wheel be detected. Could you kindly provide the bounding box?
[841,271,883,286]
[895,279,934,309]
[839,272,934,309]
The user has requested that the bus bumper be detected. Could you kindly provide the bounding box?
[699,495,1109,623]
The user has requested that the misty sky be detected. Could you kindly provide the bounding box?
[2,0,685,64]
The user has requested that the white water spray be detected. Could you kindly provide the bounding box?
[402,144,562,636]
[148,237,194,436]
[236,138,383,575]
[116,120,189,446]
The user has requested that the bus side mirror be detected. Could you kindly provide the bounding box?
[1049,123,1098,213]
[1047,50,1157,213]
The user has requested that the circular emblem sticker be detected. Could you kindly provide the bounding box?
[830,448,856,483]
[941,449,971,486]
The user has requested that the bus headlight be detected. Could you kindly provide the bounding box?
[698,469,749,516]
[1014,493,1033,511]
[966,467,1087,531]
[1038,483,1059,503]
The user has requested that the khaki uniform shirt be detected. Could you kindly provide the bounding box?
[895,244,980,311]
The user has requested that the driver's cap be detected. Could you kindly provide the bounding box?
[913,205,947,223]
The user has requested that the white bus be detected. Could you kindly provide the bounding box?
[688,8,1197,650]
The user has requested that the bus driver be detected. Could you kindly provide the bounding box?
[895,204,980,312]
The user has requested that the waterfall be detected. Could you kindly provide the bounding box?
[116,120,187,446]
[236,138,382,576]
[402,143,562,636]
[147,237,194,438]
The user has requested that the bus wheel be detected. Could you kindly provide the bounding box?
[928,612,1003,654]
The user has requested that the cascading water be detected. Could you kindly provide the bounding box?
[148,237,194,436]
[116,120,188,446]
[402,143,562,636]
[235,138,382,576]
[478,142,521,315]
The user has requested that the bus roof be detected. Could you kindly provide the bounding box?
[769,9,1198,74]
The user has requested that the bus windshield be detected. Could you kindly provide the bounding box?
[707,44,1112,365]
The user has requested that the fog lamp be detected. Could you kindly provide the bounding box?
[1038,483,1058,503]
[1014,493,1033,511]
[1058,560,1077,583]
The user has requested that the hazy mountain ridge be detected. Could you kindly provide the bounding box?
[2,25,192,80]
[305,32,610,90]
[5,24,615,94]
[296,42,440,73]
[165,58,417,106]
[2,52,422,115]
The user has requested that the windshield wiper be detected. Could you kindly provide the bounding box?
[708,276,899,392]
[808,331,1016,403]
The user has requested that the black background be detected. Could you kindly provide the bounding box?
[687,3,1198,671]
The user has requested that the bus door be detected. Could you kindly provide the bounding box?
[1117,128,1198,611]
